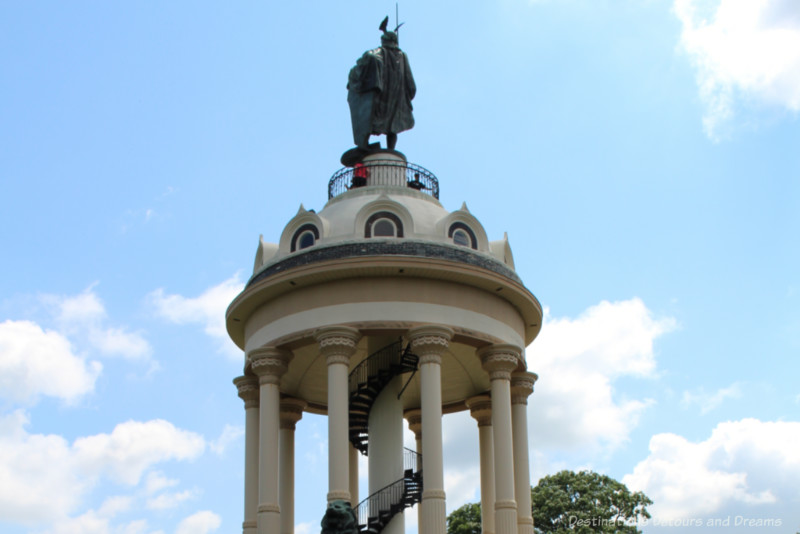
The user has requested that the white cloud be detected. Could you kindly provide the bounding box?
[38,497,151,534]
[0,413,206,523]
[146,489,199,510]
[174,511,221,534]
[434,298,675,514]
[681,382,742,414]
[294,522,315,534]
[0,411,88,521]
[209,424,244,455]
[624,418,800,520]
[0,319,102,404]
[46,287,152,361]
[444,463,481,512]
[674,0,800,138]
[54,286,106,325]
[144,471,179,494]
[73,419,205,485]
[440,411,481,513]
[88,327,153,361]
[526,298,676,452]
[148,275,244,358]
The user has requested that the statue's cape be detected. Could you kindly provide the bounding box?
[347,46,416,144]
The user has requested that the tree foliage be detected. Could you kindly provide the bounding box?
[531,470,652,533]
[446,502,482,534]
[445,470,652,534]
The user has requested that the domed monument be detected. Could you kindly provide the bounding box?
[227,17,541,534]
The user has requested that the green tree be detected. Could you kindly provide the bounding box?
[531,470,652,533]
[446,502,482,534]
[445,470,652,534]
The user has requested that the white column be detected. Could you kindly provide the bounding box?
[249,347,292,534]
[409,325,453,534]
[479,344,522,534]
[280,397,307,534]
[406,409,423,531]
[511,373,537,534]
[349,444,359,510]
[316,326,361,504]
[369,375,405,534]
[234,375,260,534]
[466,395,495,534]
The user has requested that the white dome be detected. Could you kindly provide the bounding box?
[253,153,516,276]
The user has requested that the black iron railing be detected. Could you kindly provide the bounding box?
[328,160,439,200]
[355,448,423,530]
[348,341,417,394]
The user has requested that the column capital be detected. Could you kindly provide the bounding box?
[405,408,422,438]
[315,326,361,366]
[511,372,538,405]
[466,394,493,427]
[280,397,307,430]
[248,347,292,385]
[233,375,259,408]
[408,325,453,365]
[478,344,522,381]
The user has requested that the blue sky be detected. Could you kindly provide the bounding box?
[1,1,799,533]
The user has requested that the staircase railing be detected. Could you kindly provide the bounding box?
[348,341,415,394]
[348,341,418,455]
[355,448,423,532]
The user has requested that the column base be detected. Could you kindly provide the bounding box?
[517,516,534,534]
[420,490,447,534]
[257,503,280,534]
[495,500,518,534]
[242,519,257,534]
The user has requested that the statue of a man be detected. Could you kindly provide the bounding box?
[347,21,416,151]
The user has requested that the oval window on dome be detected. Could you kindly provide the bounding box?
[448,222,477,250]
[298,230,315,249]
[291,224,320,252]
[453,229,470,247]
[365,211,404,238]
[373,218,397,237]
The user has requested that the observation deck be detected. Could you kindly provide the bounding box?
[328,159,439,200]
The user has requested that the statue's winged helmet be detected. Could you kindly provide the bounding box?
[379,15,402,48]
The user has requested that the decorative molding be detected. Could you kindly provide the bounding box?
[318,335,358,349]
[246,240,525,289]
[405,408,422,437]
[495,499,518,511]
[315,326,361,366]
[511,372,538,404]
[466,395,492,427]
[408,325,453,365]
[257,503,280,514]
[248,347,292,380]
[478,344,522,381]
[280,397,307,429]
[421,489,447,500]
[233,375,259,408]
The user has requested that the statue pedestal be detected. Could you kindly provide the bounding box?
[341,146,406,168]
[361,151,407,188]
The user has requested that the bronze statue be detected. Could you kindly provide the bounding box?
[347,17,416,151]
[320,500,358,534]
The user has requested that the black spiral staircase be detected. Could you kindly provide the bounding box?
[355,448,423,534]
[348,342,422,533]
